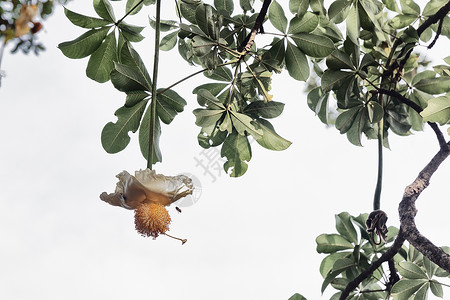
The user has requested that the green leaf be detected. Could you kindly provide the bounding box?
[285,41,309,81]
[240,0,255,11]
[229,110,263,138]
[111,63,151,92]
[307,87,330,124]
[94,0,116,22]
[244,101,285,119]
[119,43,152,87]
[414,77,450,94]
[214,0,234,14]
[193,109,225,134]
[149,18,178,32]
[289,0,309,17]
[269,1,288,33]
[126,90,149,106]
[126,0,146,15]
[291,33,335,58]
[139,108,162,164]
[430,281,443,298]
[156,89,187,124]
[58,26,111,59]
[424,0,448,16]
[398,261,428,279]
[414,283,430,300]
[160,31,178,51]
[346,109,367,146]
[193,83,228,96]
[383,0,400,12]
[319,252,351,278]
[288,12,319,34]
[326,50,354,70]
[335,212,358,244]
[346,4,359,45]
[423,256,438,278]
[391,279,428,300]
[254,119,291,151]
[118,22,145,42]
[321,70,353,93]
[195,4,216,39]
[321,258,355,293]
[400,0,420,16]
[420,94,450,125]
[412,70,436,86]
[64,8,112,28]
[367,101,384,124]
[288,293,307,300]
[390,14,417,29]
[221,132,251,177]
[197,89,226,109]
[316,234,354,253]
[101,99,149,153]
[328,0,351,24]
[86,31,117,83]
[204,66,233,81]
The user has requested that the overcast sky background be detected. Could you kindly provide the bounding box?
[0,1,449,299]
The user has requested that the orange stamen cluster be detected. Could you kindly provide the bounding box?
[134,203,171,239]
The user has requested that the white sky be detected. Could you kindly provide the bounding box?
[0,1,449,299]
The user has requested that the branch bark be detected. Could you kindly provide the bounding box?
[399,141,450,272]
[237,0,272,54]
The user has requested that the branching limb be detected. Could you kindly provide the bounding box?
[339,233,406,300]
[377,89,447,149]
[399,141,450,272]
[237,0,272,54]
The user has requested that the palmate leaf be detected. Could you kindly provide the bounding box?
[221,131,251,177]
[86,31,117,83]
[101,98,149,153]
[229,110,263,139]
[335,212,358,244]
[58,26,111,59]
[64,8,112,28]
[328,0,351,24]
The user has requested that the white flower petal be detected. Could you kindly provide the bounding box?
[100,169,194,209]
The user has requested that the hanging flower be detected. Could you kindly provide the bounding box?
[100,169,194,243]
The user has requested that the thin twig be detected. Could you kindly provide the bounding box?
[116,0,145,25]
[237,0,272,53]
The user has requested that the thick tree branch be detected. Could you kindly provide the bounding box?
[237,0,272,54]
[377,89,447,149]
[339,234,406,300]
[399,141,450,272]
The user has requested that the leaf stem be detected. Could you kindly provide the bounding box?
[147,0,161,169]
[116,0,145,26]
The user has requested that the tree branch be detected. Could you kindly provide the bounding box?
[377,89,447,149]
[237,0,272,54]
[399,141,450,272]
[339,233,406,300]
